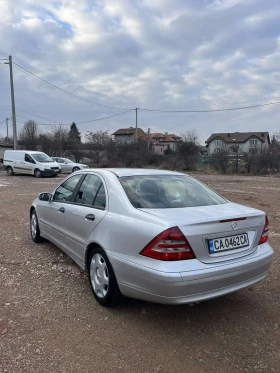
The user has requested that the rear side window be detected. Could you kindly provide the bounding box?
[119,175,226,209]
[75,174,106,209]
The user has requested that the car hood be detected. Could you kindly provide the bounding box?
[38,162,60,168]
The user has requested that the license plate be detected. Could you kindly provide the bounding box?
[208,233,249,253]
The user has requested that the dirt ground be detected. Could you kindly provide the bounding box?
[0,172,279,373]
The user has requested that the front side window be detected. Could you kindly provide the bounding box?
[55,158,65,163]
[120,175,226,209]
[75,174,106,209]
[25,154,35,163]
[53,174,82,202]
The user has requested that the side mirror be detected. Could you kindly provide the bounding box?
[38,192,52,201]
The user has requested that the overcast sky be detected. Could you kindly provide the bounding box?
[0,0,280,143]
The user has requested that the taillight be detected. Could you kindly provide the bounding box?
[259,215,269,245]
[140,226,196,261]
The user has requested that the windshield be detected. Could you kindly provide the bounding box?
[119,175,226,209]
[32,153,53,163]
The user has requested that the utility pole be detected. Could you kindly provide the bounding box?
[235,146,239,174]
[147,127,150,153]
[5,56,17,149]
[6,118,9,143]
[135,108,138,143]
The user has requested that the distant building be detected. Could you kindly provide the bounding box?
[112,127,147,144]
[0,142,13,160]
[150,133,181,152]
[112,128,181,154]
[205,132,270,155]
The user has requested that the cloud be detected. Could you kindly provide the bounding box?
[0,0,280,142]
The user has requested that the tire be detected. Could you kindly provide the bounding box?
[72,167,80,172]
[6,166,14,176]
[89,248,121,307]
[30,210,43,243]
[34,169,41,178]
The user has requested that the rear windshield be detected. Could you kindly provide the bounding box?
[32,153,53,163]
[119,175,226,209]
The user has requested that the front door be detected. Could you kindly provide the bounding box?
[38,174,83,248]
[62,173,108,261]
[16,153,35,174]
[57,158,68,173]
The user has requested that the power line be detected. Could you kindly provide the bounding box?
[16,120,69,126]
[76,109,135,124]
[0,106,60,122]
[10,61,280,114]
[12,62,132,111]
[139,101,280,113]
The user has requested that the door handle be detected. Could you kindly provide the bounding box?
[85,214,95,221]
[58,207,65,213]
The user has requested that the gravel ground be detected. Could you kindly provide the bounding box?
[0,172,279,373]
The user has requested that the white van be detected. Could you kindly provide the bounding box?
[3,150,61,177]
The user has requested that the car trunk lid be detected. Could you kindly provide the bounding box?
[140,202,266,263]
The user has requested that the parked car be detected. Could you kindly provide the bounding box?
[4,150,61,177]
[30,169,273,307]
[52,157,88,173]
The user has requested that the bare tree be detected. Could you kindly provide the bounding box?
[210,149,230,174]
[85,130,112,165]
[67,141,84,163]
[38,125,69,157]
[177,131,200,170]
[18,120,39,149]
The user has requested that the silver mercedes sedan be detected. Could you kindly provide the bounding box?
[30,169,273,307]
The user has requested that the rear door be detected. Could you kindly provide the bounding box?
[62,173,108,261]
[38,174,83,247]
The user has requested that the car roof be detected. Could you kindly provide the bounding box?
[79,168,186,177]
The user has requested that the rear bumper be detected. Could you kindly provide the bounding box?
[108,244,273,305]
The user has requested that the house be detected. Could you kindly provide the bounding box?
[150,133,181,152]
[112,128,181,154]
[112,127,147,144]
[133,134,165,155]
[205,132,270,155]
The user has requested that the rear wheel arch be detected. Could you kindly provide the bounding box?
[6,166,14,176]
[30,206,35,217]
[86,243,122,307]
[85,242,104,273]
